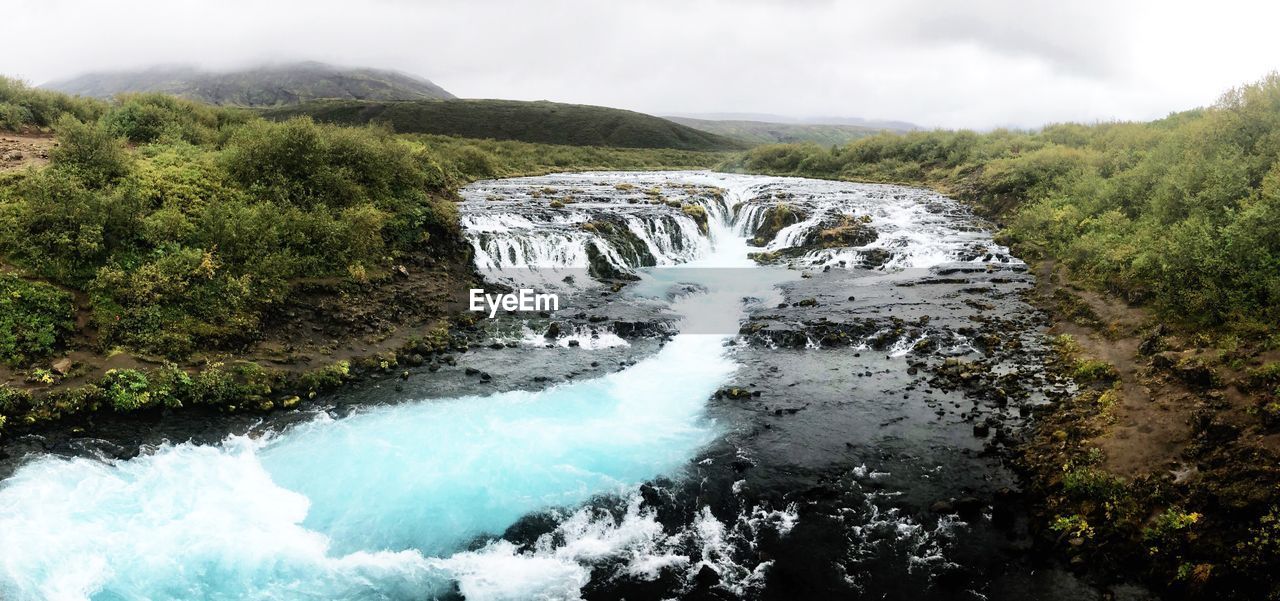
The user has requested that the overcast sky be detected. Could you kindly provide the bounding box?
[6,0,1279,129]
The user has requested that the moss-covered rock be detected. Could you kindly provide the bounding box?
[800,214,878,248]
[751,203,806,246]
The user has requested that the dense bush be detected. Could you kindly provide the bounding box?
[0,76,105,131]
[726,73,1280,328]
[0,92,464,356]
[100,93,237,144]
[49,116,133,186]
[0,274,74,366]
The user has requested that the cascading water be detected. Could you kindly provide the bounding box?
[0,171,1048,601]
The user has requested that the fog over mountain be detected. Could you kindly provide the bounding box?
[6,0,1280,129]
[44,62,454,106]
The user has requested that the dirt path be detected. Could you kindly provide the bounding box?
[1023,258,1280,597]
[1032,262,1198,477]
[0,133,55,172]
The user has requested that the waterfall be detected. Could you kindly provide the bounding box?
[460,175,729,275]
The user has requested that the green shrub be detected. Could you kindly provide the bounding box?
[149,362,194,408]
[1051,514,1095,539]
[1062,466,1128,501]
[1235,507,1280,571]
[101,93,223,145]
[191,362,239,406]
[1144,507,1202,543]
[1247,362,1280,391]
[49,117,131,186]
[0,169,147,284]
[0,102,34,130]
[89,246,259,358]
[102,368,152,411]
[297,360,350,392]
[0,385,33,414]
[0,76,105,131]
[1073,359,1119,383]
[0,274,75,366]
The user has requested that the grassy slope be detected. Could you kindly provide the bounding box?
[262,99,750,151]
[667,116,881,146]
[411,134,727,178]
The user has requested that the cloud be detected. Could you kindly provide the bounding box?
[3,0,1279,129]
[896,0,1132,78]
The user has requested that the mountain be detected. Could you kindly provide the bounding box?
[262,99,748,151]
[42,62,454,106]
[665,117,886,146]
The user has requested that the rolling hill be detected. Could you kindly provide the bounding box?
[262,99,748,151]
[43,62,454,106]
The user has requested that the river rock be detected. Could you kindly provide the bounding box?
[51,358,72,375]
[694,564,721,588]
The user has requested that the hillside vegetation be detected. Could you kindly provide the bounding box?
[0,78,725,435]
[726,74,1280,331]
[263,99,749,151]
[43,62,454,106]
[0,91,464,360]
[667,116,881,146]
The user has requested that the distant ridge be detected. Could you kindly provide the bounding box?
[263,99,748,151]
[666,117,887,146]
[43,62,454,106]
[666,112,919,133]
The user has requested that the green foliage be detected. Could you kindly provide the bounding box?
[0,274,74,366]
[0,76,105,131]
[89,246,258,358]
[1062,466,1128,502]
[1247,362,1280,391]
[0,385,33,414]
[50,116,131,186]
[0,106,465,357]
[726,72,1280,328]
[1234,507,1280,571]
[1144,507,1202,543]
[149,362,194,408]
[1051,514,1095,539]
[102,368,152,411]
[297,360,351,392]
[100,93,233,144]
[1073,359,1119,383]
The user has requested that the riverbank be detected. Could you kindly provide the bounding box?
[716,75,1280,598]
[1014,258,1280,600]
[710,166,1280,598]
